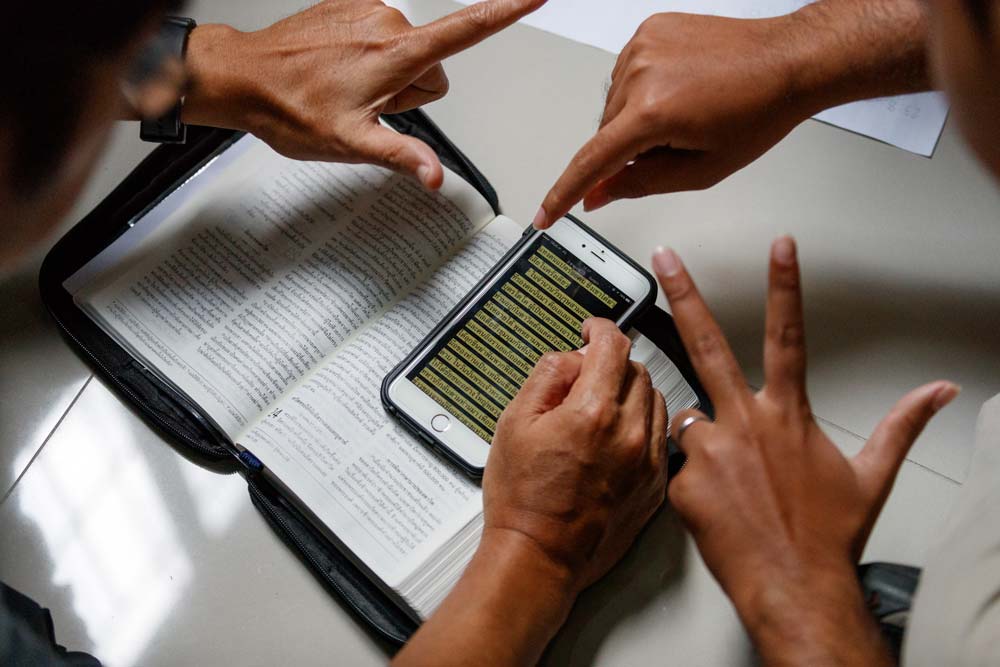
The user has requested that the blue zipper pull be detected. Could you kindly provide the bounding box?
[238,450,264,475]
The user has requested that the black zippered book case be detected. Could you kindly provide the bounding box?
[39,110,711,644]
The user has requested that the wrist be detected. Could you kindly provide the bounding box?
[392,528,580,666]
[748,15,824,125]
[476,526,580,615]
[734,561,891,667]
[780,0,932,116]
[400,527,578,666]
[767,11,851,120]
[181,24,257,130]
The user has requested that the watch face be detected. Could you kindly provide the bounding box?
[140,115,187,144]
[131,18,196,143]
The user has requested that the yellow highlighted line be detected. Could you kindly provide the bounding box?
[483,301,551,356]
[429,359,504,418]
[464,323,535,375]
[500,285,582,348]
[538,245,617,308]
[524,269,593,321]
[452,334,526,386]
[418,368,497,428]
[528,255,571,289]
[509,275,583,330]
[473,311,542,365]
[494,292,574,352]
[439,347,515,404]
[447,339,521,397]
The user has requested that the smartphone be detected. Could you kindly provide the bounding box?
[382,217,657,476]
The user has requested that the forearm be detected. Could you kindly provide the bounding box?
[782,0,932,116]
[392,528,578,667]
[737,565,892,667]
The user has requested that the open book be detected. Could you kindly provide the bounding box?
[65,134,698,620]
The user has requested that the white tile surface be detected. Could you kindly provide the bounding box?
[0,380,392,667]
[0,125,154,497]
[0,0,991,664]
[0,271,89,496]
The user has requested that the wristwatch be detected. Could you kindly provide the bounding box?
[140,16,198,144]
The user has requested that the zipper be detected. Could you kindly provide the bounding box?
[247,480,411,645]
[48,311,228,460]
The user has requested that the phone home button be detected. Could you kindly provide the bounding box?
[431,414,452,433]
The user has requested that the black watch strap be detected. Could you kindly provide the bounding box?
[140,16,197,144]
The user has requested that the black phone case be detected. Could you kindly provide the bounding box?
[38,111,710,645]
[380,216,659,477]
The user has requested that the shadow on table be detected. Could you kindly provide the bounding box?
[541,504,756,667]
[695,264,1000,411]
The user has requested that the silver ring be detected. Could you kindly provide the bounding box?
[676,415,710,443]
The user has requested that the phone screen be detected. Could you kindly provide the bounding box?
[406,234,635,443]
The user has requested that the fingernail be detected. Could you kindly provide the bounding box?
[772,236,796,266]
[577,344,589,356]
[532,206,548,229]
[653,246,682,278]
[933,382,961,411]
[417,165,431,187]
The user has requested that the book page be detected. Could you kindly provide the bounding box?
[239,216,525,588]
[69,135,496,437]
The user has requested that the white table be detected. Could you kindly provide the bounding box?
[2,1,997,664]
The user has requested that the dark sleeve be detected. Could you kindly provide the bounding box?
[1,583,101,667]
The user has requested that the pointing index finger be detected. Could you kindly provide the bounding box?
[537,114,651,229]
[409,0,546,64]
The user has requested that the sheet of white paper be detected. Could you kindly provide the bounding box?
[453,0,947,156]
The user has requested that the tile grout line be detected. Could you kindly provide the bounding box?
[814,413,963,486]
[1,375,93,507]
[746,382,964,487]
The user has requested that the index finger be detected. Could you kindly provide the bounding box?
[536,114,651,229]
[566,318,633,406]
[652,247,752,415]
[409,0,546,63]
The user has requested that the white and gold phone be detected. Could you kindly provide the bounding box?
[383,217,657,476]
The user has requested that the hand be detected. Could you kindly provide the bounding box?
[183,0,544,189]
[485,318,669,591]
[393,319,668,667]
[534,1,934,228]
[652,237,958,666]
[534,12,807,228]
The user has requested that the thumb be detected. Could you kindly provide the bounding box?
[582,147,712,211]
[854,381,960,502]
[355,125,444,190]
[510,351,584,416]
